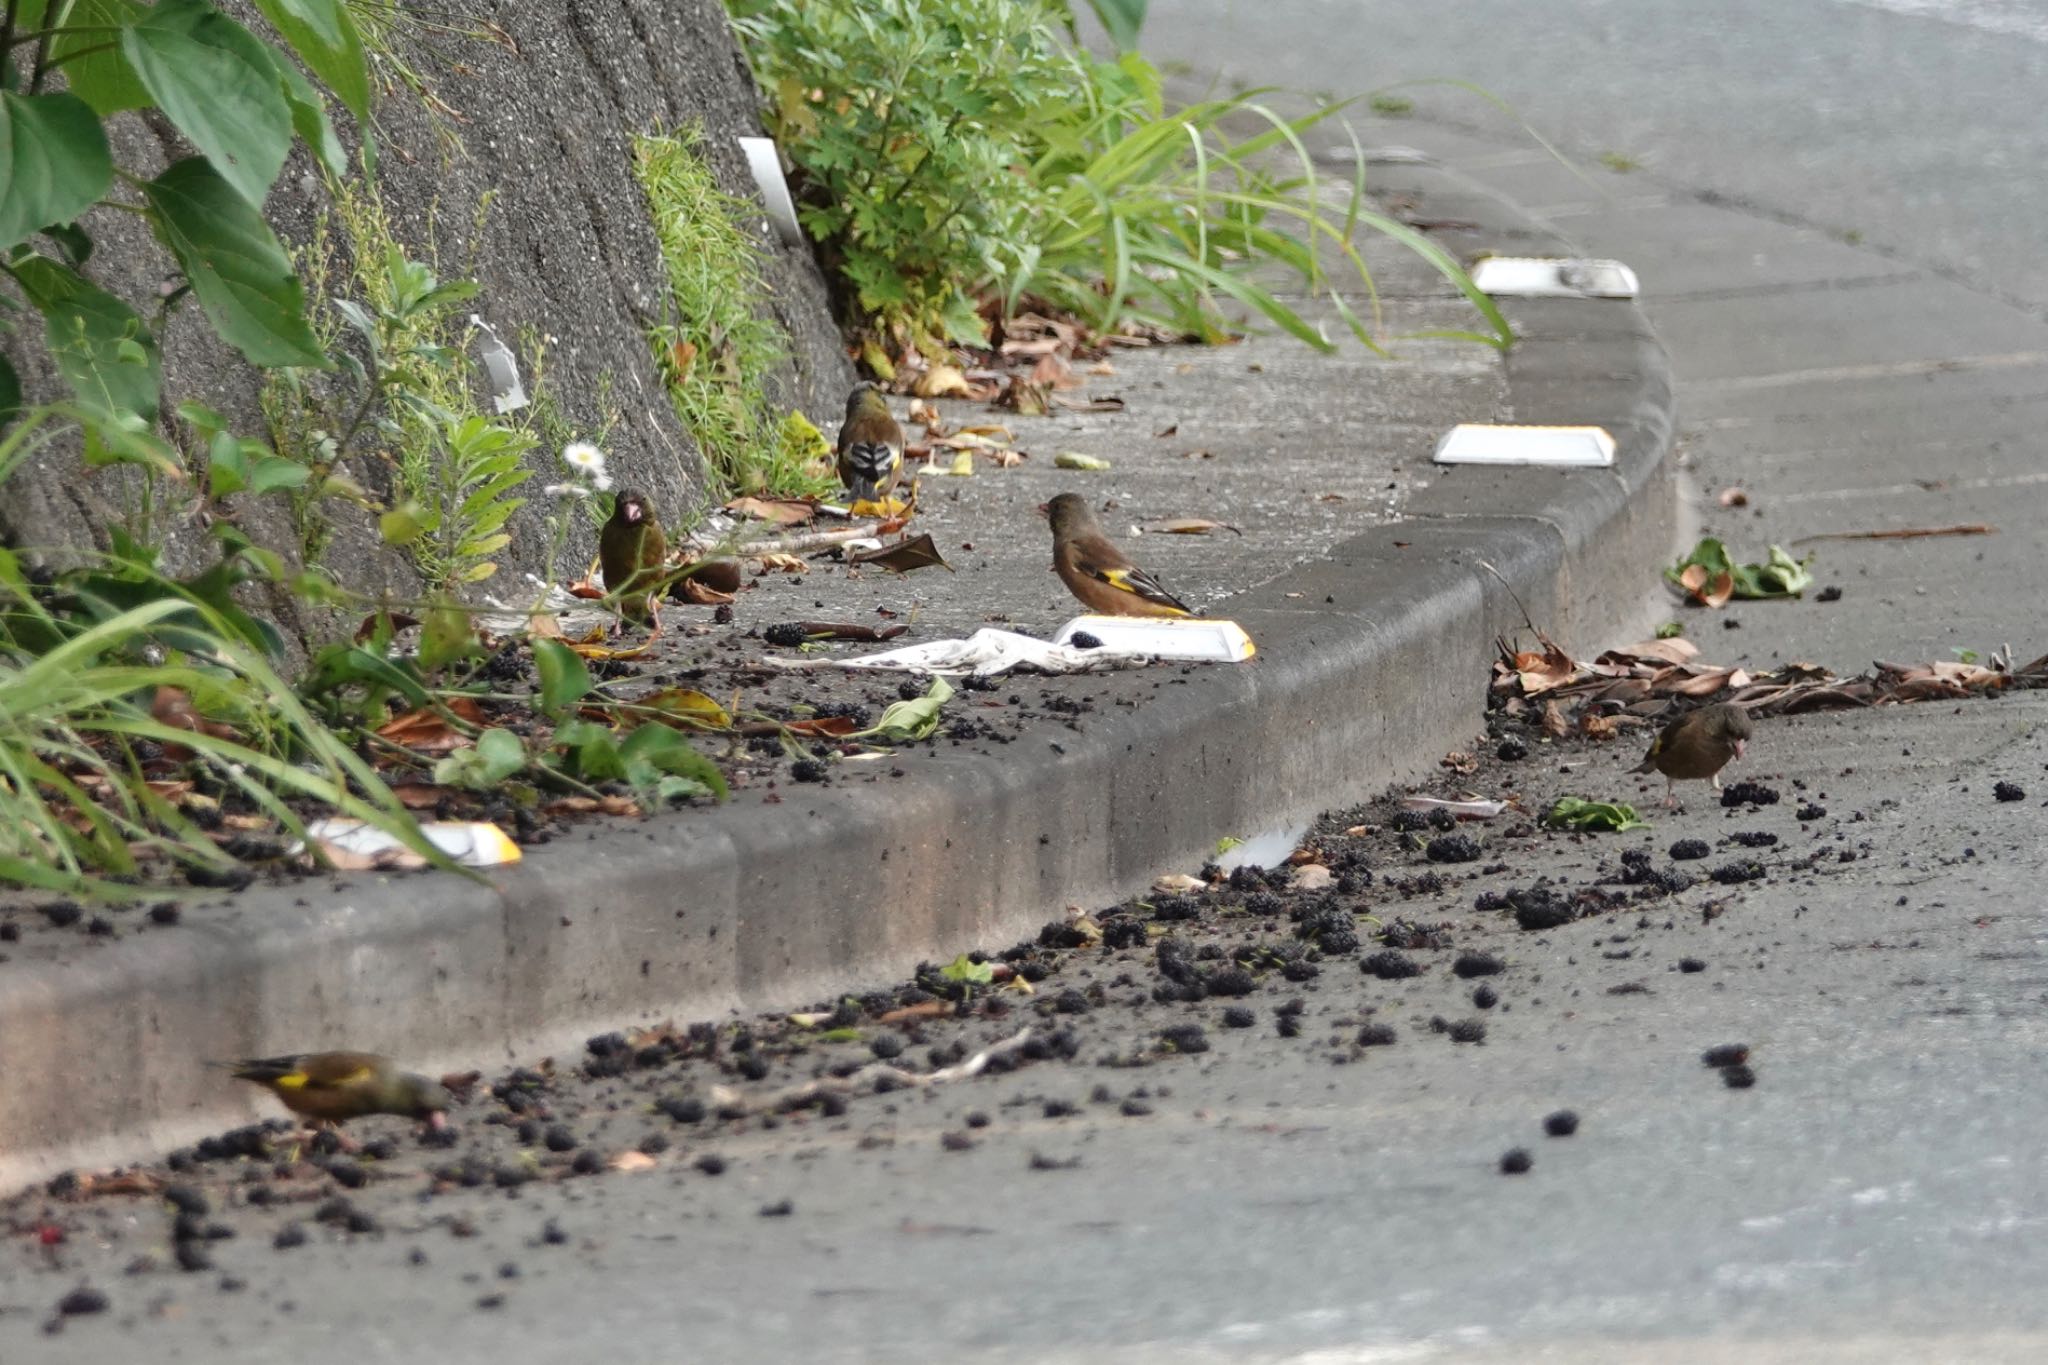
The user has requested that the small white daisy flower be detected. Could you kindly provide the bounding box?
[543,483,590,499]
[562,441,608,481]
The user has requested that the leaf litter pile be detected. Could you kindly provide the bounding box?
[22,610,2045,1339]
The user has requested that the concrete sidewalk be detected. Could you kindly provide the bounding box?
[0,134,1677,1193]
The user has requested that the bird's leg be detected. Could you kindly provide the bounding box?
[1712,773,1723,792]
[1662,777,1679,810]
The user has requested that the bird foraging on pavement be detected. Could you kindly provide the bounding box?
[219,1052,452,1142]
[1044,492,1194,619]
[1631,702,1753,806]
[598,487,667,627]
[836,382,905,504]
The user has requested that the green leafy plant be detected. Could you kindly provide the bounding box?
[1667,537,1814,605]
[727,0,1511,357]
[728,0,1067,353]
[0,0,366,440]
[0,410,446,898]
[630,124,823,495]
[1075,0,1147,50]
[1543,797,1648,833]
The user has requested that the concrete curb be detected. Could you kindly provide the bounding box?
[0,144,1679,1194]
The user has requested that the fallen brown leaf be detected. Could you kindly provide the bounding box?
[542,795,643,817]
[878,1000,954,1025]
[848,533,954,574]
[1139,517,1242,537]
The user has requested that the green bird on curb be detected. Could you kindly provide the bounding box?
[218,1051,453,1139]
[599,487,668,627]
[836,383,905,505]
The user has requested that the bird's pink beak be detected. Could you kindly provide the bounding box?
[624,502,643,524]
[1733,739,1747,760]
[428,1111,448,1131]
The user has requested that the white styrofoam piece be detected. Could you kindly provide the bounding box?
[470,314,527,414]
[1470,256,1640,299]
[738,137,804,247]
[1432,424,1616,468]
[1051,615,1256,663]
[304,818,523,867]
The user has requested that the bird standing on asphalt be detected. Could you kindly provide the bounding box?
[598,487,667,627]
[1044,492,1194,619]
[836,382,904,505]
[1631,702,1753,806]
[219,1052,452,1140]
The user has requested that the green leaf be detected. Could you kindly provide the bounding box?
[141,156,324,366]
[1085,0,1148,50]
[416,601,482,673]
[205,429,250,496]
[858,675,953,742]
[938,952,995,985]
[42,222,95,269]
[618,723,729,801]
[533,638,593,717]
[247,455,309,493]
[251,0,371,122]
[122,0,293,211]
[1667,536,1813,600]
[0,92,113,252]
[1543,797,1648,833]
[434,727,526,791]
[260,39,346,178]
[300,642,428,706]
[52,0,153,116]
[379,500,430,546]
[1654,621,1684,640]
[8,255,160,422]
[0,354,19,431]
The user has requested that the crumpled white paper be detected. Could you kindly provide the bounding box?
[760,627,1153,677]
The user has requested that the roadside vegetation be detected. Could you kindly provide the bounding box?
[0,0,1509,901]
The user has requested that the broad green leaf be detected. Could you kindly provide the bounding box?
[379,500,430,546]
[434,727,526,791]
[251,0,371,121]
[1543,797,1648,833]
[618,723,729,801]
[8,255,160,423]
[416,601,482,673]
[122,0,292,210]
[939,952,995,985]
[141,157,324,366]
[857,676,953,742]
[533,638,593,716]
[52,0,153,116]
[0,92,112,251]
[300,642,428,705]
[42,222,94,268]
[247,455,309,494]
[206,429,250,496]
[260,41,346,178]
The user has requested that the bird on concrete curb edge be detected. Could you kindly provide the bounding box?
[1043,491,1195,619]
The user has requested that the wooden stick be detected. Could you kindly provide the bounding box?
[1793,524,1994,544]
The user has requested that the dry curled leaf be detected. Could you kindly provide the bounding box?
[542,795,643,817]
[848,532,953,574]
[678,577,735,606]
[726,495,817,527]
[1677,563,1736,608]
[912,364,971,398]
[752,552,808,575]
[1153,873,1206,894]
[1139,518,1242,537]
[1540,701,1571,738]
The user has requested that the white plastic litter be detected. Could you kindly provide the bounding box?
[1470,256,1639,299]
[761,617,1255,677]
[738,137,804,246]
[760,628,1151,677]
[303,818,522,868]
[1051,615,1256,662]
[1400,796,1509,820]
[470,315,528,414]
[1433,423,1616,468]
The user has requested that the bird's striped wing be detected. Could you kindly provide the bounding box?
[234,1051,379,1092]
[841,440,900,483]
[1075,556,1192,616]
